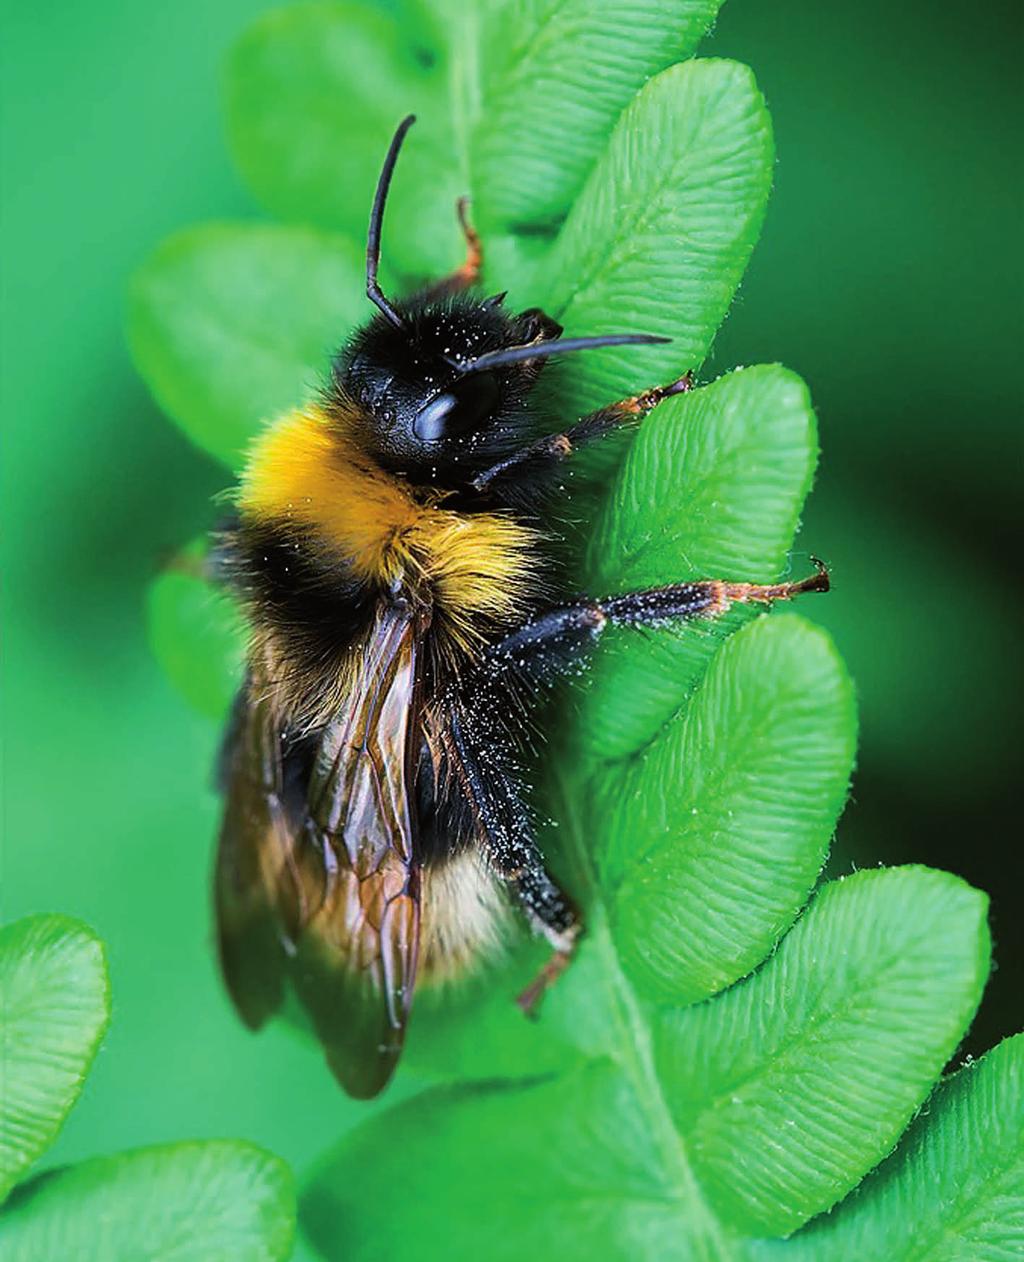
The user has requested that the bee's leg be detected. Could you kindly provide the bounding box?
[418,197,483,298]
[443,704,580,1012]
[512,869,581,1018]
[471,371,694,494]
[481,560,831,687]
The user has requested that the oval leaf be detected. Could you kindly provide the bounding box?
[0,916,109,1203]
[146,541,245,721]
[0,1141,295,1262]
[471,0,724,230]
[765,1034,1024,1261]
[654,866,992,1236]
[607,614,857,1004]
[225,2,460,280]
[537,58,775,412]
[127,222,365,469]
[302,1063,709,1262]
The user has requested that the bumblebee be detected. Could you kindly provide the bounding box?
[214,114,829,1097]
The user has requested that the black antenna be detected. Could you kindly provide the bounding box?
[457,333,670,374]
[366,114,416,329]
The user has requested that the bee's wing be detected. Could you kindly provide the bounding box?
[291,604,422,1098]
[215,604,423,1099]
[215,680,301,1030]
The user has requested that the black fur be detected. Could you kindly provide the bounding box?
[218,517,374,704]
[324,292,562,489]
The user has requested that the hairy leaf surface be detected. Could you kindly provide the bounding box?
[576,364,820,763]
[760,1034,1024,1261]
[0,917,109,1204]
[538,58,774,411]
[0,1142,294,1262]
[606,615,856,1005]
[469,0,724,230]
[302,869,991,1262]
[655,867,991,1235]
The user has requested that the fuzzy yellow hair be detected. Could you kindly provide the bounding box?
[239,406,541,653]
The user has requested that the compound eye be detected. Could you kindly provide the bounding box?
[412,372,499,444]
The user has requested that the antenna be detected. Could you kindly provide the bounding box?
[366,114,416,329]
[456,333,670,373]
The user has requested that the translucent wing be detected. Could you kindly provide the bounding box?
[215,683,300,1029]
[292,604,422,1097]
[215,602,423,1098]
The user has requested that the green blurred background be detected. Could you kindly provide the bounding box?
[2,0,1020,1226]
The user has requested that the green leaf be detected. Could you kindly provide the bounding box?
[469,0,724,230]
[0,1141,295,1262]
[0,916,109,1204]
[303,1063,699,1262]
[654,867,991,1237]
[764,1034,1024,1261]
[145,540,245,721]
[574,364,819,763]
[225,2,461,280]
[605,614,856,1005]
[537,58,774,411]
[127,222,364,469]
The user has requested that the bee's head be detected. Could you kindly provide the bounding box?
[329,114,667,485]
[333,295,568,479]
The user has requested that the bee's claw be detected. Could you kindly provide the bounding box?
[663,369,695,398]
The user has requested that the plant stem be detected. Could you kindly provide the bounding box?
[553,770,736,1261]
